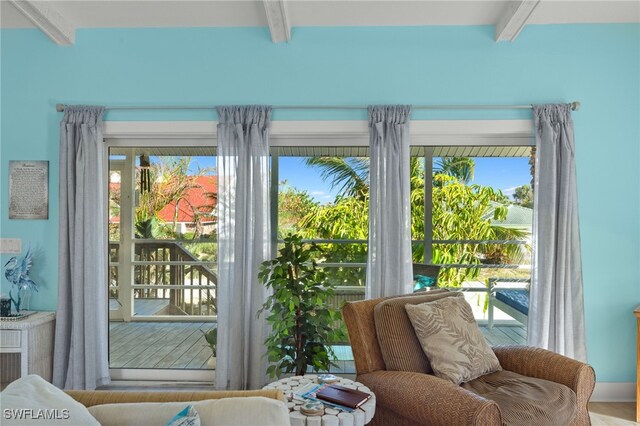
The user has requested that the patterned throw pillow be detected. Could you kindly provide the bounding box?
[165,405,200,426]
[405,296,502,384]
[374,290,462,374]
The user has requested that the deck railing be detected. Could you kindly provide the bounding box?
[308,237,530,340]
[109,241,217,317]
[109,237,528,321]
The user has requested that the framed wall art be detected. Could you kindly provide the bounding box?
[8,161,49,220]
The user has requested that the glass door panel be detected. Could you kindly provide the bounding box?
[108,147,217,374]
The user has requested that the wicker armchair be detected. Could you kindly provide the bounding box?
[342,294,595,426]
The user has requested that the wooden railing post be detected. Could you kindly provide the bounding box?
[113,240,218,318]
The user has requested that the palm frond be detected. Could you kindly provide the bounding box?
[483,225,530,264]
[304,157,370,199]
[435,157,475,184]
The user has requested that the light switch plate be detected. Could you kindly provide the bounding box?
[0,238,22,254]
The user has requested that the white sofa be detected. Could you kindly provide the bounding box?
[1,375,290,426]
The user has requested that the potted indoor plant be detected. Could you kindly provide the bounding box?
[200,327,217,369]
[258,234,346,378]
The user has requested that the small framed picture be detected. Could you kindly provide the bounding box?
[8,161,49,220]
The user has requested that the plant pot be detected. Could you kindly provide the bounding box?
[207,356,216,370]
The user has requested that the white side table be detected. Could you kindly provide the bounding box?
[0,312,55,384]
[263,375,376,426]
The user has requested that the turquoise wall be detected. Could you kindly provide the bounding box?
[1,25,638,383]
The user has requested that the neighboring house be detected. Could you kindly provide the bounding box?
[157,176,218,236]
[109,175,218,236]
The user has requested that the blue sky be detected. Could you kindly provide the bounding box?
[470,157,532,197]
[154,154,532,203]
[279,156,532,202]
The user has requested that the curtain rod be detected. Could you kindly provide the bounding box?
[55,101,580,113]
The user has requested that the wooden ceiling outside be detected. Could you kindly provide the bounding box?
[110,146,531,158]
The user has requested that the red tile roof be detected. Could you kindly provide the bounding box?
[109,176,217,224]
[157,176,217,223]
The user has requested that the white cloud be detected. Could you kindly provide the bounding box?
[309,190,333,201]
[502,186,518,196]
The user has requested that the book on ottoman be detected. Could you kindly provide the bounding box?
[316,384,371,409]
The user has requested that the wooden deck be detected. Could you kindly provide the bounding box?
[109,322,525,371]
[109,298,171,316]
[109,321,215,369]
[481,324,527,346]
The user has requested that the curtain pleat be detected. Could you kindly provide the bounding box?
[528,104,587,361]
[53,105,110,390]
[216,105,272,390]
[366,105,414,299]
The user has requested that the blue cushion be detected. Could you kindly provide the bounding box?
[165,405,200,426]
[495,289,529,315]
[413,275,437,291]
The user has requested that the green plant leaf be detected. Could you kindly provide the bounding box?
[258,233,343,377]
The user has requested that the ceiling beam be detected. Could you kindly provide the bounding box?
[495,0,540,42]
[263,0,291,43]
[9,0,75,45]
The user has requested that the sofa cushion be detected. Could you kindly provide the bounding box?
[88,396,289,426]
[405,296,501,384]
[0,375,100,425]
[374,290,461,373]
[462,370,577,425]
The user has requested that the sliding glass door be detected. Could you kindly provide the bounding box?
[107,147,217,379]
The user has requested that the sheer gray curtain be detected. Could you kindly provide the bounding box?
[53,106,110,389]
[366,105,413,299]
[528,104,587,361]
[216,106,272,390]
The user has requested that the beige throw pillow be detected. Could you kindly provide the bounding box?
[405,297,501,384]
[374,290,463,374]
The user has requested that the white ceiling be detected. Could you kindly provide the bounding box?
[2,0,639,30]
[0,0,640,45]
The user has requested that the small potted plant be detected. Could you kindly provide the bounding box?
[200,327,217,369]
[258,234,346,378]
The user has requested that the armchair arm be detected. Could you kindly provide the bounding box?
[358,371,501,426]
[492,346,595,397]
[492,345,595,425]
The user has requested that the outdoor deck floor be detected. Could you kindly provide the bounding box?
[481,324,527,346]
[109,298,170,316]
[109,321,525,371]
[109,321,215,369]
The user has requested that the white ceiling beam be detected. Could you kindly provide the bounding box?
[263,0,291,43]
[9,0,75,45]
[495,0,540,42]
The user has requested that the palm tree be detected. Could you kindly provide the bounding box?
[305,156,475,199]
[481,225,529,265]
[301,155,526,287]
[304,157,369,200]
[434,157,475,184]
